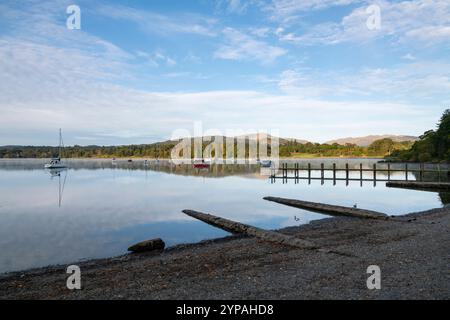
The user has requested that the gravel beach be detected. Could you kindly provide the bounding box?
[0,207,449,300]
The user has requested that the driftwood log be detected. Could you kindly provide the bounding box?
[182,209,352,256]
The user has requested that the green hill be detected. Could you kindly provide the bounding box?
[388,109,450,162]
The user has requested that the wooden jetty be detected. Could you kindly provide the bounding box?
[386,181,450,192]
[263,197,427,224]
[263,196,389,220]
[182,209,351,256]
[271,162,449,184]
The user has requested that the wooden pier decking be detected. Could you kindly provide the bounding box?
[270,162,450,185]
[386,181,450,192]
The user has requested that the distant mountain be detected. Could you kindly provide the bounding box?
[236,133,309,144]
[325,135,418,147]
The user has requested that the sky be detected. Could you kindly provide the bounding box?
[0,0,449,146]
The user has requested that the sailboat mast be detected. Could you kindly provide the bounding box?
[59,128,62,159]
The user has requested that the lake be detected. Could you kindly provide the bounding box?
[0,158,447,274]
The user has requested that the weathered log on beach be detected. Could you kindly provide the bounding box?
[182,209,351,256]
[386,181,450,192]
[263,196,389,220]
[128,238,165,253]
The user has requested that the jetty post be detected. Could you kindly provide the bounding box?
[333,163,336,185]
[308,163,311,182]
[269,161,450,184]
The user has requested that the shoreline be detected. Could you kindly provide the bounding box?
[0,157,386,161]
[1,206,448,299]
[1,157,448,165]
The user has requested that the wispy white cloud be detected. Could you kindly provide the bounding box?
[224,0,249,14]
[136,50,177,67]
[249,27,271,37]
[0,0,447,145]
[0,34,438,144]
[402,53,416,61]
[214,27,287,64]
[266,0,363,23]
[96,4,218,37]
[404,26,450,45]
[278,0,450,46]
[277,61,450,103]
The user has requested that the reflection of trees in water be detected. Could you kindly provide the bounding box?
[410,170,450,183]
[2,159,450,181]
[0,160,263,178]
[87,161,264,179]
[147,163,262,178]
[438,192,450,205]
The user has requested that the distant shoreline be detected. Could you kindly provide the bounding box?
[0,157,385,161]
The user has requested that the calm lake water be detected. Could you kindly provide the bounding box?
[0,158,447,273]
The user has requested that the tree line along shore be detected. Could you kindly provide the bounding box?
[1,110,449,162]
[0,138,414,160]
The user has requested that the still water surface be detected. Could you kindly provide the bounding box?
[0,159,446,273]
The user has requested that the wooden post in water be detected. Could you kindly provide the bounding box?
[295,163,299,183]
[321,163,324,180]
[373,163,377,181]
[405,163,408,181]
[294,163,297,179]
[308,163,311,181]
[333,163,336,185]
[346,163,349,181]
[359,163,362,180]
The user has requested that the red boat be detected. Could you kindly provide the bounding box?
[193,160,210,169]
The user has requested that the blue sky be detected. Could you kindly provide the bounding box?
[0,0,449,145]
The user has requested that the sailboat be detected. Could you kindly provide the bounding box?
[44,129,67,169]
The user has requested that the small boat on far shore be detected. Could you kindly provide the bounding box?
[260,160,272,168]
[193,159,210,169]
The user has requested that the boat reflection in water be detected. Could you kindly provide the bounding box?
[46,168,68,207]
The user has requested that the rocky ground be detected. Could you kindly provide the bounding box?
[0,207,449,300]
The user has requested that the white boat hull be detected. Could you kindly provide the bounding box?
[44,163,66,169]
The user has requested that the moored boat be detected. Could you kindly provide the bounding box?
[260,160,272,168]
[44,129,67,169]
[193,159,210,169]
